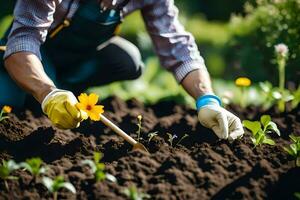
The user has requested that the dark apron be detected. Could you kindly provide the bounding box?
[43,0,123,68]
[0,0,128,107]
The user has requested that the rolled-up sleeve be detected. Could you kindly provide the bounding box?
[141,0,206,83]
[4,0,59,60]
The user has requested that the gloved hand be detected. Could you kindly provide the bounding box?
[42,89,84,129]
[197,94,244,140]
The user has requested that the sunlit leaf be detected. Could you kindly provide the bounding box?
[260,115,271,128]
[242,120,261,135]
[263,138,275,146]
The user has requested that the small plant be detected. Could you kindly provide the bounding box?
[82,152,116,183]
[147,131,158,143]
[20,157,47,178]
[42,176,76,200]
[235,77,251,108]
[136,115,143,142]
[292,86,300,109]
[0,159,20,190]
[242,115,280,147]
[167,133,189,147]
[284,134,300,167]
[167,133,177,147]
[0,105,12,122]
[259,81,294,112]
[123,185,150,200]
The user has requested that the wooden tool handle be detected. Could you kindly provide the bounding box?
[100,114,137,146]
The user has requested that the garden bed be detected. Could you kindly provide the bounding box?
[0,96,299,200]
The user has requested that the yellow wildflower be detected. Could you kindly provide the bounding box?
[235,77,251,87]
[2,106,12,113]
[76,93,104,121]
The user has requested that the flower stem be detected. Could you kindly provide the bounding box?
[240,87,246,108]
[4,180,9,191]
[54,192,58,200]
[278,58,286,91]
[136,119,142,142]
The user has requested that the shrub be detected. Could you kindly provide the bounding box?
[228,0,300,83]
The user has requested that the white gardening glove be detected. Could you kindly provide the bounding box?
[197,94,244,140]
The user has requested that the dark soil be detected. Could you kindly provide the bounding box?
[0,96,299,200]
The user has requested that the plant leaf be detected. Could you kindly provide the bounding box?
[61,182,76,194]
[289,134,300,143]
[242,120,261,135]
[95,171,106,182]
[105,173,117,183]
[7,160,20,172]
[42,177,54,193]
[94,152,102,164]
[290,144,298,156]
[284,147,296,157]
[260,115,271,129]
[82,160,97,173]
[250,137,257,146]
[263,138,275,146]
[266,122,280,136]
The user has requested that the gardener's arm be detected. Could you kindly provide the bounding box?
[4,0,83,129]
[5,53,55,103]
[141,0,244,140]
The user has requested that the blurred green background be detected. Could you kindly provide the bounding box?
[1,0,299,106]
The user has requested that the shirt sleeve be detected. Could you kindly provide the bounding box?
[4,0,60,60]
[141,0,207,83]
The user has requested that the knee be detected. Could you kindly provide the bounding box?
[111,37,144,80]
[122,43,144,80]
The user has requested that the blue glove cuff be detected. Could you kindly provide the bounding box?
[196,94,222,111]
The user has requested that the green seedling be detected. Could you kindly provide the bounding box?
[147,131,158,143]
[292,86,300,109]
[167,133,189,147]
[242,115,280,147]
[0,159,20,191]
[284,134,300,167]
[136,115,142,142]
[176,134,189,146]
[0,106,12,122]
[123,185,150,200]
[42,176,76,200]
[20,157,47,178]
[82,152,116,183]
[167,133,177,147]
[259,81,294,112]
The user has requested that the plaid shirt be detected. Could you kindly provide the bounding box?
[4,0,206,82]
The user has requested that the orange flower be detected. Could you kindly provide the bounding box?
[76,93,104,121]
[2,106,12,113]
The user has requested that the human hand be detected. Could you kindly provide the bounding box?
[42,89,85,129]
[197,95,244,140]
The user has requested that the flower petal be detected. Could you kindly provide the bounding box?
[88,93,99,106]
[92,105,104,114]
[89,112,101,121]
[78,93,88,105]
[76,103,86,111]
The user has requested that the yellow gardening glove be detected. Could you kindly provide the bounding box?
[42,89,85,129]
